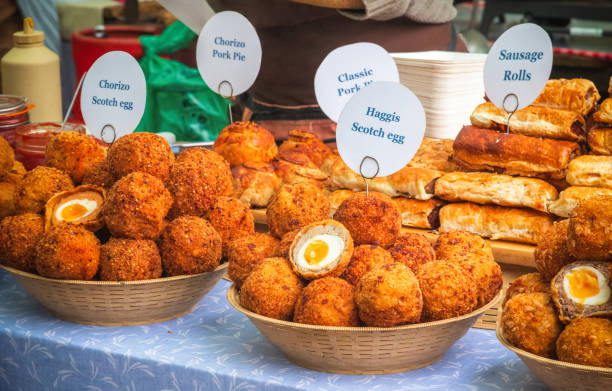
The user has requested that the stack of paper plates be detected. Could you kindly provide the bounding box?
[392,51,487,140]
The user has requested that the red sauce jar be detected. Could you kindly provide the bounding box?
[15,122,86,170]
[0,95,31,148]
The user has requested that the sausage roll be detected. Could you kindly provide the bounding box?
[587,125,612,155]
[566,155,612,189]
[407,137,462,172]
[547,186,612,218]
[593,98,612,124]
[452,126,581,180]
[326,153,442,200]
[393,197,445,229]
[439,202,554,244]
[435,172,558,212]
[470,101,585,142]
[532,78,600,115]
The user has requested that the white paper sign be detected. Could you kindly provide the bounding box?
[315,43,400,122]
[484,23,552,112]
[80,51,146,142]
[336,81,425,178]
[196,11,262,97]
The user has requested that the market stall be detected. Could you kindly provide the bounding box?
[1,1,612,390]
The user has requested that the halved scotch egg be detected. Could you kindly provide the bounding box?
[551,261,612,323]
[44,185,105,231]
[289,219,354,280]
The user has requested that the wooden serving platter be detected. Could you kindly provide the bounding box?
[250,209,536,268]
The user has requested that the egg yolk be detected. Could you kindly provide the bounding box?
[304,240,329,265]
[60,203,88,222]
[567,269,600,303]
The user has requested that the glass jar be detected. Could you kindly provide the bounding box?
[0,95,31,148]
[15,122,86,170]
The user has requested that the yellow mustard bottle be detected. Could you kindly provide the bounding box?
[1,17,62,123]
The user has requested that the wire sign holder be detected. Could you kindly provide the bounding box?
[218,80,234,124]
[502,93,519,134]
[360,156,380,196]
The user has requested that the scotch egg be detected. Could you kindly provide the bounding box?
[551,261,612,323]
[44,185,105,232]
[289,219,354,280]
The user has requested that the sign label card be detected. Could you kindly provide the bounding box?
[484,23,552,112]
[196,11,262,97]
[80,51,146,142]
[336,81,425,178]
[315,43,400,122]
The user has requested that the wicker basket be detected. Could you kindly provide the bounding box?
[228,284,501,374]
[2,263,228,326]
[496,317,612,390]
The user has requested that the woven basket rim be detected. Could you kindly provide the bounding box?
[1,263,228,286]
[227,283,502,332]
[495,312,612,373]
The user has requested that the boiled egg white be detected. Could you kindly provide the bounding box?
[296,234,345,273]
[563,266,611,306]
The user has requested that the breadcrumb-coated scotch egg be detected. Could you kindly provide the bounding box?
[551,261,612,323]
[278,129,332,167]
[567,196,612,261]
[1,160,26,185]
[293,277,359,326]
[502,292,563,358]
[107,132,175,182]
[15,166,74,214]
[289,219,353,280]
[534,219,575,281]
[266,182,330,238]
[159,216,222,276]
[556,318,612,367]
[417,260,479,321]
[434,231,502,306]
[0,182,16,218]
[434,231,494,262]
[340,244,394,286]
[0,213,44,273]
[0,136,14,178]
[45,131,107,184]
[461,257,503,307]
[45,185,105,232]
[504,272,550,305]
[168,147,233,218]
[388,232,435,273]
[35,224,100,280]
[213,121,278,166]
[99,238,162,281]
[327,189,354,218]
[227,232,279,288]
[205,196,254,256]
[82,161,114,190]
[103,172,172,239]
[240,257,304,321]
[278,229,299,259]
[333,191,401,249]
[355,262,423,327]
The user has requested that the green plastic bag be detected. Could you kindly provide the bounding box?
[136,21,230,141]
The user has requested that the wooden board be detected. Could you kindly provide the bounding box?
[250,208,536,268]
